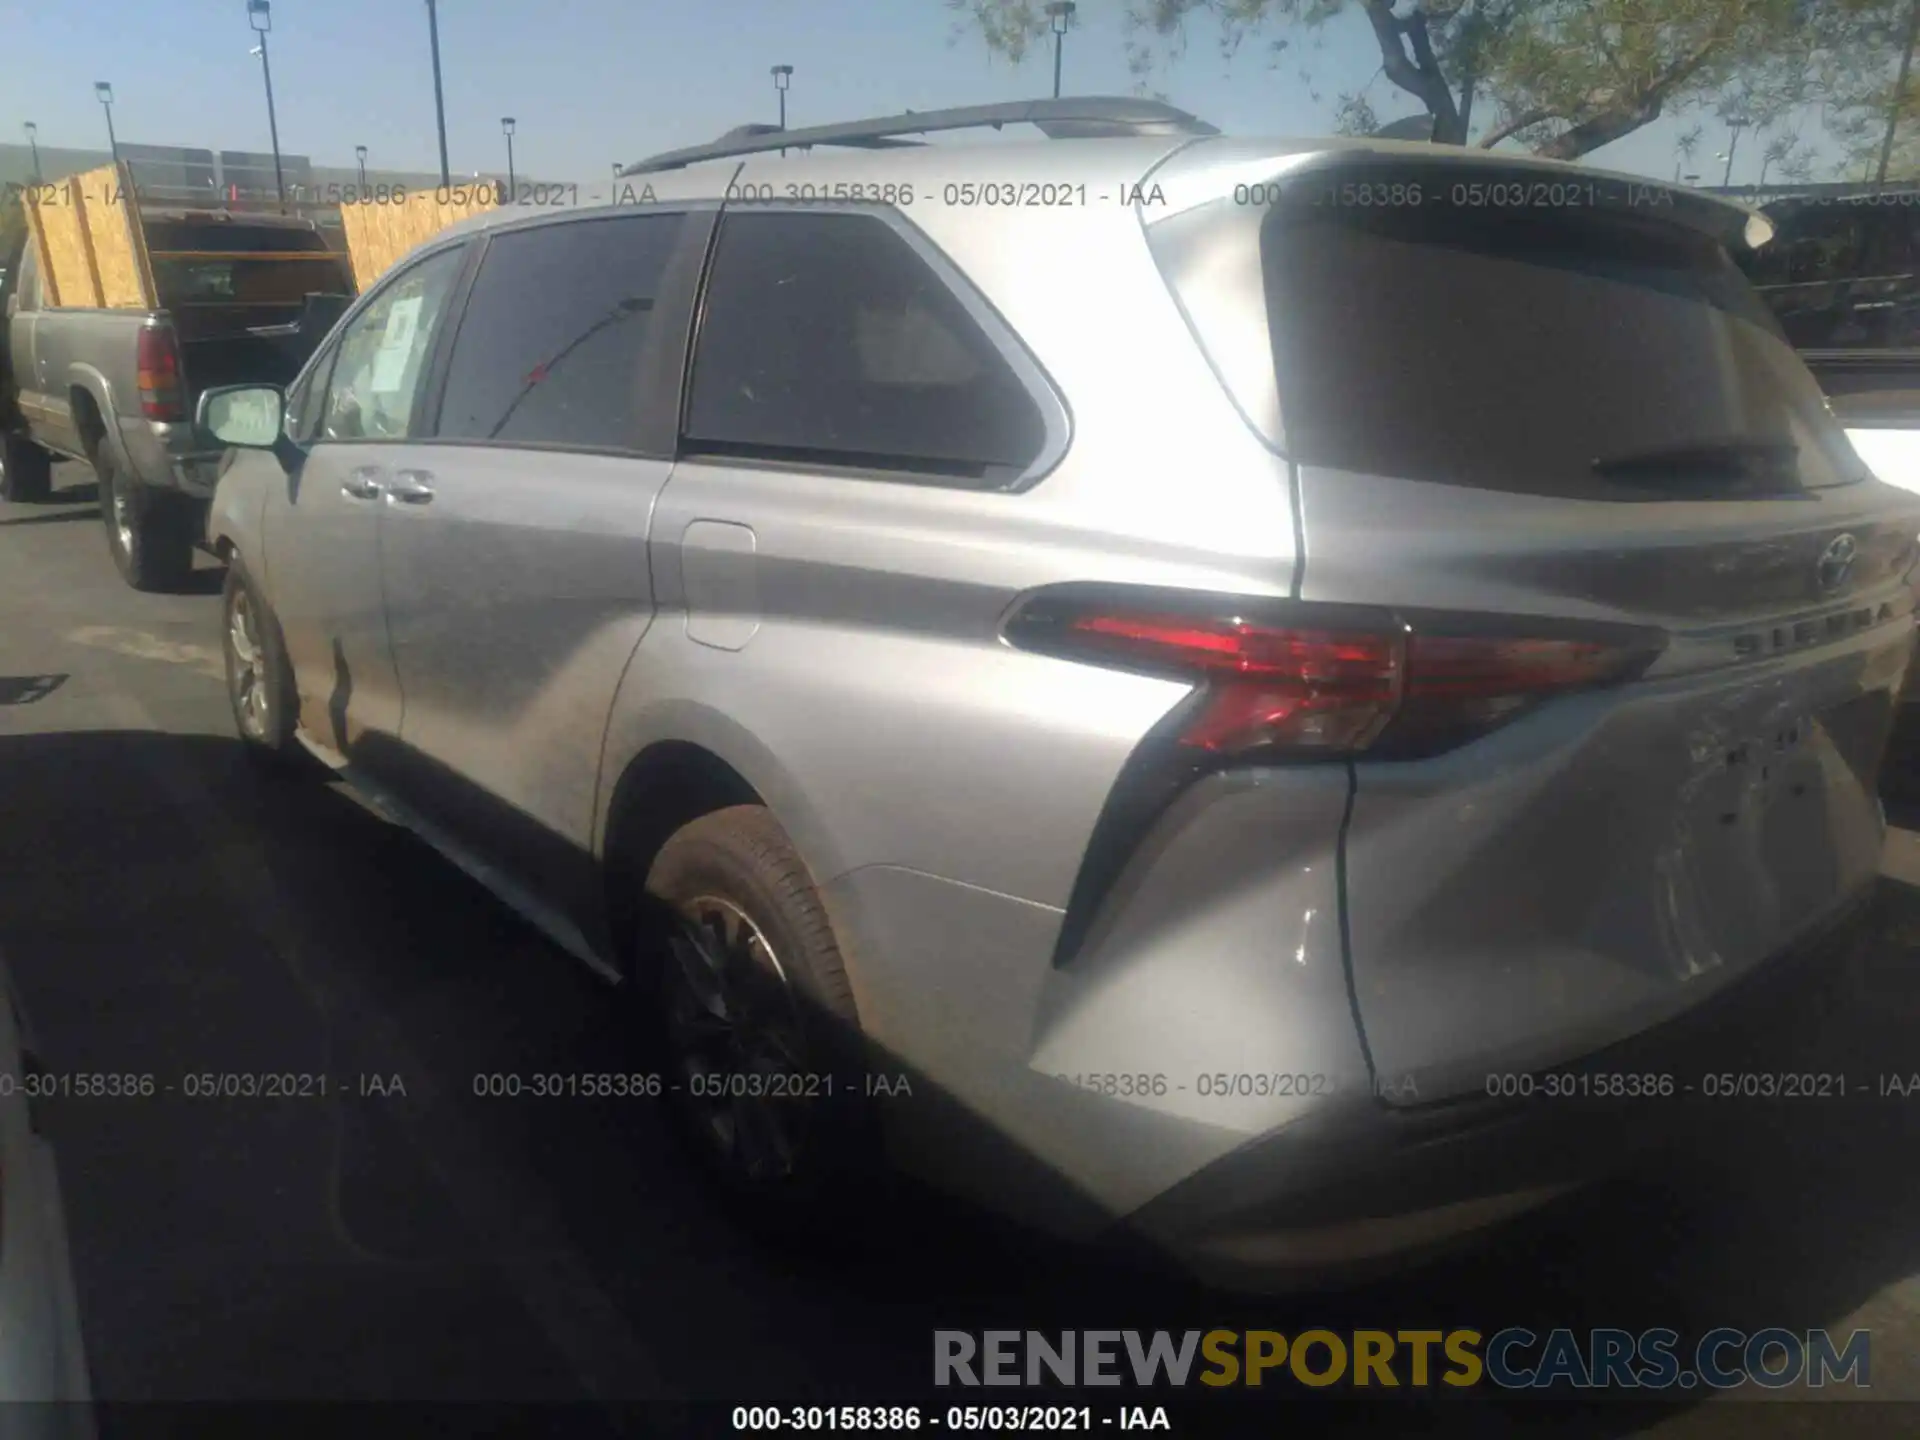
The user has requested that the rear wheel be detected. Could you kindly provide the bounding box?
[97,447,193,592]
[640,806,881,1227]
[0,431,53,503]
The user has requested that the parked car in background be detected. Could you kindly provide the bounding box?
[1741,192,1920,745]
[1743,191,1920,495]
[0,210,352,589]
[197,103,1920,1289]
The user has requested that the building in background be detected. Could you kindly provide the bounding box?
[119,142,219,202]
[214,148,314,203]
[0,141,504,207]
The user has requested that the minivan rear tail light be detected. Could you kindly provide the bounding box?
[136,327,186,422]
[1004,587,1665,762]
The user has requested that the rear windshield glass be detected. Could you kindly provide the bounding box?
[143,219,351,314]
[151,255,352,309]
[1261,175,1861,500]
[144,221,335,254]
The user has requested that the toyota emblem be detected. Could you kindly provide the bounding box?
[1816,533,1860,594]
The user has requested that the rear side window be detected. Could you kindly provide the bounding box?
[684,211,1048,484]
[1260,184,1857,500]
[434,213,683,451]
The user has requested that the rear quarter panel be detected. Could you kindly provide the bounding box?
[19,309,149,472]
[587,170,1342,1227]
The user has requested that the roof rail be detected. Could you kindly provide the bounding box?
[622,97,1220,176]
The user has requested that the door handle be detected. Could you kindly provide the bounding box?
[341,466,386,501]
[386,469,436,505]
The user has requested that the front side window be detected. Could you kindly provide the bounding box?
[283,340,334,445]
[684,211,1048,484]
[434,213,684,450]
[318,244,465,442]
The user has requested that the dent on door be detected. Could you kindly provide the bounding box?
[681,520,760,651]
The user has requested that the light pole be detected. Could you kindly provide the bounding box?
[772,64,793,159]
[1047,2,1077,100]
[95,82,120,169]
[501,117,516,203]
[22,122,40,181]
[772,64,793,129]
[355,144,368,191]
[247,1,286,208]
[425,0,451,187]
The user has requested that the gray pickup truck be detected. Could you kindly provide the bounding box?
[0,210,353,589]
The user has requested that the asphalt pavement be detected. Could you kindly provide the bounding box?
[2,461,1918,1439]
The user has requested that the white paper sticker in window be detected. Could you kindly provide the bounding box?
[370,294,426,394]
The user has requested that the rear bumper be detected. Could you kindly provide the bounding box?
[112,416,221,496]
[1116,892,1873,1291]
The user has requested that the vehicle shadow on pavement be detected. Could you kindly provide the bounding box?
[0,508,98,529]
[39,468,100,508]
[0,729,1914,1437]
[176,563,227,597]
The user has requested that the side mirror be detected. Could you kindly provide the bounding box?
[197,384,285,450]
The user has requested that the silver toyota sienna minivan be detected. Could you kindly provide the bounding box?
[195,99,1920,1289]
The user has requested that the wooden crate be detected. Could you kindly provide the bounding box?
[338,184,499,293]
[23,161,156,309]
[24,163,362,312]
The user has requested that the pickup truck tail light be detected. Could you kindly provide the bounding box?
[135,328,186,423]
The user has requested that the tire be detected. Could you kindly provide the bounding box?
[641,805,882,1227]
[97,446,193,592]
[221,558,304,769]
[0,431,53,503]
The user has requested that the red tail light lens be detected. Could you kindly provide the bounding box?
[1059,613,1399,753]
[136,327,186,422]
[1006,589,1665,761]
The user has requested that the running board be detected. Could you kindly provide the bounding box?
[295,730,625,986]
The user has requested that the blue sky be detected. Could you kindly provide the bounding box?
[0,0,1853,185]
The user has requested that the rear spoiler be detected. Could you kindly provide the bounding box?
[1281,147,1775,251]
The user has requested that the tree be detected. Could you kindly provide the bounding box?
[1814,0,1920,181]
[1673,120,1703,178]
[1757,130,1794,186]
[950,0,1863,160]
